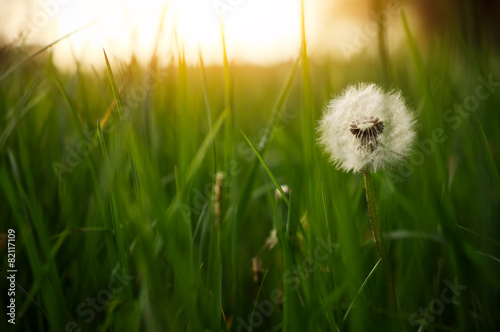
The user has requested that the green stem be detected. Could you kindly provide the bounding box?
[362,170,398,314]
[375,0,389,86]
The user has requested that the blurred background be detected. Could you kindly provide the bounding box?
[1,0,498,68]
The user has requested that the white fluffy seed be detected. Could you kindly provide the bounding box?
[317,83,417,172]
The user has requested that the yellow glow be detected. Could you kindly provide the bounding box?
[54,0,164,65]
[0,0,410,68]
[48,0,305,67]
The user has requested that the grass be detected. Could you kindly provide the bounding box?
[1,4,500,332]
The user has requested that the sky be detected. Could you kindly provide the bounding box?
[0,0,418,68]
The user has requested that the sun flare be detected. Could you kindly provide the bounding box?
[46,0,303,66]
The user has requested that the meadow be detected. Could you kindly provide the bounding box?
[1,4,500,332]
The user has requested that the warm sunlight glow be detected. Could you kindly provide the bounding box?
[0,0,412,68]
[54,0,164,65]
[176,0,301,63]
[48,0,303,67]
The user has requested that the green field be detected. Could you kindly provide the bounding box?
[1,4,500,332]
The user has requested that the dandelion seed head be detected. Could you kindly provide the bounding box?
[318,83,416,172]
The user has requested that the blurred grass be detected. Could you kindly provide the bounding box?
[1,4,500,332]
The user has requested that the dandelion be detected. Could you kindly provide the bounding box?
[318,83,416,173]
[318,83,417,313]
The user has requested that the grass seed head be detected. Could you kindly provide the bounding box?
[213,171,225,228]
[252,256,263,284]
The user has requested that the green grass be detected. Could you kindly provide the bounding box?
[1,5,500,332]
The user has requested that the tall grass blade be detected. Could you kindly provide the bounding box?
[473,111,500,199]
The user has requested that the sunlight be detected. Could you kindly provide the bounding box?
[49,0,303,67]
[175,0,301,63]
[0,0,412,68]
[54,0,164,65]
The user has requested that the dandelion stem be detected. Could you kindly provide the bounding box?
[362,169,398,314]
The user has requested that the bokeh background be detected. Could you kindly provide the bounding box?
[1,0,498,66]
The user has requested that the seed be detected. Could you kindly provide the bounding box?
[350,117,384,151]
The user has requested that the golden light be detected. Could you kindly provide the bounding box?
[48,0,304,67]
[0,0,414,68]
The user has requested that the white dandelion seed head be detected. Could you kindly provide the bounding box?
[317,83,417,173]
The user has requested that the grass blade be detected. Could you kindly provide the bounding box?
[0,20,97,82]
[238,127,309,251]
[236,55,300,218]
[186,108,228,184]
[103,49,124,118]
[473,111,500,199]
[343,259,381,323]
[248,270,269,331]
